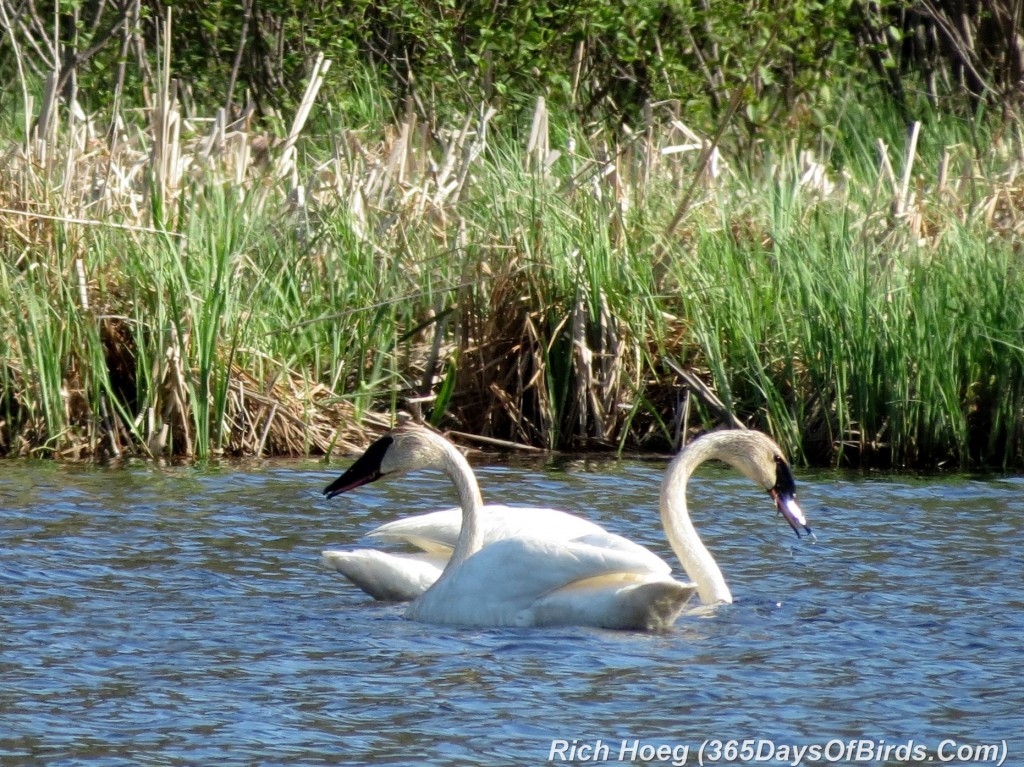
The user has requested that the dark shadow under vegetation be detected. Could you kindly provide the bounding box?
[2,1,1024,469]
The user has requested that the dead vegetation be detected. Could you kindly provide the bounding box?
[3,15,1024,463]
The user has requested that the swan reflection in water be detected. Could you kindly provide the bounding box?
[321,425,811,631]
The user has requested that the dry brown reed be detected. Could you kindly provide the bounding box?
[3,27,1024,462]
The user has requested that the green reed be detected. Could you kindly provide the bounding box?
[665,126,1024,467]
[2,76,1023,466]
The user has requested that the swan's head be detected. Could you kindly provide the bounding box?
[707,430,812,538]
[767,454,812,539]
[323,426,451,499]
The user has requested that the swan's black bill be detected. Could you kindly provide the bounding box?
[323,435,394,499]
[771,457,812,538]
[773,491,812,538]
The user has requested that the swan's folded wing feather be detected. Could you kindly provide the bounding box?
[405,536,673,626]
[569,532,672,576]
[321,549,445,601]
[366,505,609,553]
[365,508,462,554]
[526,578,697,630]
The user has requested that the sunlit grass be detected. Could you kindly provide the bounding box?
[667,143,1024,467]
[1,68,1023,467]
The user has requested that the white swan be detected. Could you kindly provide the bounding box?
[321,425,810,630]
[321,505,671,601]
[321,445,669,601]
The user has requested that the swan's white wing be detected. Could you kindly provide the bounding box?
[364,507,462,554]
[366,504,610,553]
[321,549,446,602]
[526,578,697,631]
[569,532,671,576]
[406,536,690,629]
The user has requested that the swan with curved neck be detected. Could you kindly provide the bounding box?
[321,432,667,601]
[658,429,808,604]
[322,425,810,630]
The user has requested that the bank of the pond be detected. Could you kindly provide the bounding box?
[2,91,1023,468]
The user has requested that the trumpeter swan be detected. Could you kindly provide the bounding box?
[321,502,668,601]
[321,425,810,630]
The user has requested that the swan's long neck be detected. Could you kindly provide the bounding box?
[437,443,485,576]
[660,436,734,604]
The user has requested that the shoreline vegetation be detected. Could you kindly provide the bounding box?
[3,30,1024,469]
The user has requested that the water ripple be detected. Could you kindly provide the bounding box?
[2,461,1022,764]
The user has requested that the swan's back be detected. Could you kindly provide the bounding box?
[370,505,613,551]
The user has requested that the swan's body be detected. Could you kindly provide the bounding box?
[321,504,668,601]
[322,425,810,631]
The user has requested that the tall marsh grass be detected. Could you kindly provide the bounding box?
[2,56,1024,467]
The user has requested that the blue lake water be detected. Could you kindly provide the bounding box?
[2,454,1022,766]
